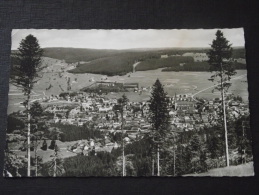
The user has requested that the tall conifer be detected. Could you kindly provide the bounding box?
[11,34,43,176]
[148,79,170,175]
[207,30,236,167]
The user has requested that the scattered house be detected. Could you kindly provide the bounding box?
[175,101,195,111]
[235,58,246,64]
[114,142,119,148]
[182,52,209,62]
[161,54,168,58]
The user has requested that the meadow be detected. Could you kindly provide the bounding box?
[8,56,248,114]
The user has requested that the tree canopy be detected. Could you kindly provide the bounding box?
[148,79,170,139]
[11,34,43,96]
[207,30,236,91]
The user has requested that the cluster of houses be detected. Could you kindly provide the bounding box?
[8,90,250,159]
[160,52,246,64]
[182,52,209,62]
[160,52,209,62]
[41,91,250,134]
[44,92,151,134]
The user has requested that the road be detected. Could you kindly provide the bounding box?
[132,62,140,73]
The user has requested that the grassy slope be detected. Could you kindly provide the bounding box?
[184,162,254,177]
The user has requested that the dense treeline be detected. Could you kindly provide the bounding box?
[136,56,194,71]
[69,55,134,76]
[232,48,246,59]
[7,115,25,133]
[61,152,119,177]
[51,123,104,142]
[162,62,246,72]
[49,113,252,177]
[38,47,245,64]
[11,47,246,76]
[123,138,153,176]
[68,51,162,76]
[43,48,126,63]
[41,48,206,64]
[40,151,120,176]
[167,115,253,175]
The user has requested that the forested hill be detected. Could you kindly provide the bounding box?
[42,47,210,63]
[41,47,246,63]
[42,47,214,76]
[11,47,246,76]
[42,47,127,63]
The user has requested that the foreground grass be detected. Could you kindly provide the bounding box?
[184,162,254,177]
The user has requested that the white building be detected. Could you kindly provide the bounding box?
[161,54,168,58]
[182,52,209,62]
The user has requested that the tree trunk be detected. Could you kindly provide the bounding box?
[121,107,126,176]
[122,142,125,176]
[152,157,154,176]
[221,81,229,167]
[54,157,57,177]
[35,140,38,177]
[173,150,176,177]
[157,145,160,176]
[220,64,229,167]
[242,122,246,164]
[27,99,31,177]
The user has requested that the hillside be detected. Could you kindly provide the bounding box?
[184,162,254,177]
[162,61,246,72]
[68,52,150,76]
[42,47,126,63]
[135,56,194,71]
[11,47,246,76]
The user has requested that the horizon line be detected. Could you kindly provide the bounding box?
[11,45,245,51]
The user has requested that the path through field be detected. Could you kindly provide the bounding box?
[132,61,140,72]
[191,73,247,101]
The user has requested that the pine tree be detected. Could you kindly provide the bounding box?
[148,79,170,176]
[117,94,129,176]
[11,34,43,176]
[30,101,43,119]
[188,133,207,173]
[207,30,236,167]
[30,101,44,176]
[49,144,64,177]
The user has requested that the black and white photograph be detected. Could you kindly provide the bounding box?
[4,28,254,177]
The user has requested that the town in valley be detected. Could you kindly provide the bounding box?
[4,29,254,177]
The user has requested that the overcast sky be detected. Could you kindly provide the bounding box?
[11,28,245,50]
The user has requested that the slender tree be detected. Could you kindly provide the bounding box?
[49,144,64,177]
[148,79,170,176]
[117,94,129,176]
[11,34,43,176]
[207,30,236,167]
[30,101,44,176]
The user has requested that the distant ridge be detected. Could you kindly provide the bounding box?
[11,47,246,76]
[11,46,244,52]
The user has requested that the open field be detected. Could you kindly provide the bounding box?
[8,57,248,113]
[184,162,254,177]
